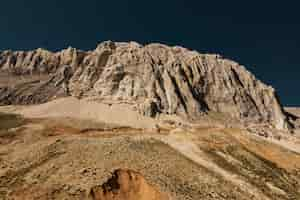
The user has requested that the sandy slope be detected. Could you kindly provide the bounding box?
[0,97,158,129]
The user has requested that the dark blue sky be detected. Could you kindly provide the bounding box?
[1,1,299,106]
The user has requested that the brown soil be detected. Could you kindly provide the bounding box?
[0,111,300,200]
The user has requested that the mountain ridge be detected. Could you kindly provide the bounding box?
[0,41,290,130]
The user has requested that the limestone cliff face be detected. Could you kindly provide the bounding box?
[0,41,289,129]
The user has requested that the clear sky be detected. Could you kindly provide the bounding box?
[0,0,299,106]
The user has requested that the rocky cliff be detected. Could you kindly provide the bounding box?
[0,41,289,129]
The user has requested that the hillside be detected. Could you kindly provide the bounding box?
[0,108,300,199]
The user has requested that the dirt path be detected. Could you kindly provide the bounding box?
[153,134,272,200]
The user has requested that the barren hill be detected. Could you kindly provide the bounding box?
[0,41,290,130]
[0,111,300,199]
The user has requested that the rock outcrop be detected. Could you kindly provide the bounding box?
[89,169,169,200]
[0,41,290,129]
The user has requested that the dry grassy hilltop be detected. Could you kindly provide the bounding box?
[0,42,299,200]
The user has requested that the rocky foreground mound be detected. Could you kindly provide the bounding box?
[89,169,169,200]
[0,41,289,129]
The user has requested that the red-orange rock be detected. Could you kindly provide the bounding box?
[89,169,169,200]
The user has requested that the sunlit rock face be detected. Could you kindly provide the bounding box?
[89,169,170,200]
[0,41,289,130]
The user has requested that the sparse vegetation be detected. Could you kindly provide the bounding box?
[0,112,25,142]
[0,112,24,131]
[0,111,299,199]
